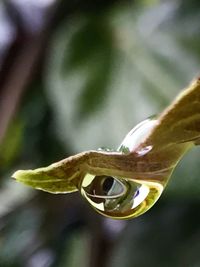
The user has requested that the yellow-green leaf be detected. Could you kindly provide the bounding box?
[12,78,200,194]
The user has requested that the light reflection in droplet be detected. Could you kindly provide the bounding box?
[79,118,167,219]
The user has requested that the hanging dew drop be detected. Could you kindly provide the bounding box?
[80,174,163,219]
[79,118,167,219]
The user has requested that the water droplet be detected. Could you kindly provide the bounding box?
[80,118,166,219]
[118,118,157,154]
[80,173,163,219]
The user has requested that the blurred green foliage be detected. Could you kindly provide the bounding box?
[1,0,200,266]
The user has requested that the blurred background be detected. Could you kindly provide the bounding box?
[1,0,200,266]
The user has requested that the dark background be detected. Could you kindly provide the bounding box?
[1,0,200,266]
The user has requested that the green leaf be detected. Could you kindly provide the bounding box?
[13,162,81,194]
[12,78,200,193]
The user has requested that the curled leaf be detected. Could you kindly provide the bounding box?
[12,78,200,194]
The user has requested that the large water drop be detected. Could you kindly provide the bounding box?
[80,118,166,219]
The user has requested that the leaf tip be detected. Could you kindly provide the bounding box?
[12,170,21,180]
[12,169,33,182]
